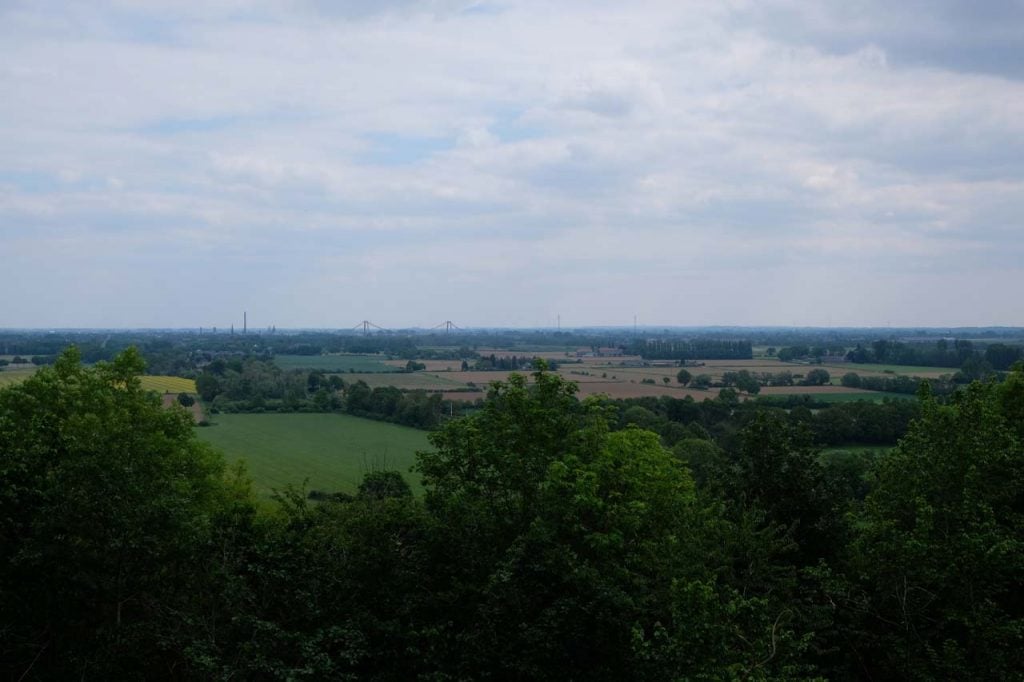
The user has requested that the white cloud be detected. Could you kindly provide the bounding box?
[1,0,1022,327]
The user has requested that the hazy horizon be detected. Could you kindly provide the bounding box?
[3,1,1023,328]
[3,323,1023,335]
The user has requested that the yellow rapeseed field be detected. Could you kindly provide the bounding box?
[138,375,197,393]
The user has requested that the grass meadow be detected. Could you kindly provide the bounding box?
[274,354,401,373]
[0,367,37,386]
[196,413,430,498]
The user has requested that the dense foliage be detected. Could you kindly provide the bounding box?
[2,350,1022,679]
[631,338,754,360]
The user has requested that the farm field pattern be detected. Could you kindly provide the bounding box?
[348,354,914,402]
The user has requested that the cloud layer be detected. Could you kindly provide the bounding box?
[2,0,1023,328]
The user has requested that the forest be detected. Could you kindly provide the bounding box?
[1,347,1022,680]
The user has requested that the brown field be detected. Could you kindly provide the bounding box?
[555,369,621,383]
[473,349,577,360]
[348,361,896,402]
[441,391,487,402]
[448,370,519,385]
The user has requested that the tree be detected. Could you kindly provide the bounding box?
[195,372,221,402]
[733,370,761,394]
[357,470,413,500]
[692,374,712,389]
[801,368,830,386]
[676,368,692,385]
[415,367,818,679]
[0,347,242,678]
[844,378,1024,679]
[672,438,725,486]
[720,412,844,564]
[177,391,195,407]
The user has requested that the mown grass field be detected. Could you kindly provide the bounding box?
[274,354,400,373]
[140,375,197,393]
[195,413,431,498]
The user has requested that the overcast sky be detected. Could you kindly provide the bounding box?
[3,1,1023,329]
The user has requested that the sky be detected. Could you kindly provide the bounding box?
[2,0,1023,329]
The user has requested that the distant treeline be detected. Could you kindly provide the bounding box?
[194,358,446,429]
[472,354,561,371]
[840,372,954,395]
[632,338,753,360]
[192,355,920,450]
[845,339,1023,371]
[606,391,919,451]
[4,330,1022,376]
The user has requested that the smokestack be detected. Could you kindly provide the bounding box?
[244,311,247,334]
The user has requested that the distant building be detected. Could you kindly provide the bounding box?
[597,347,623,357]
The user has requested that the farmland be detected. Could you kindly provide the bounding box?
[0,366,37,386]
[0,366,197,394]
[321,356,913,404]
[274,354,400,373]
[790,392,912,404]
[818,361,953,378]
[340,371,466,390]
[139,375,197,393]
[195,413,430,498]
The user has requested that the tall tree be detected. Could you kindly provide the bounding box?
[846,377,1024,679]
[0,347,242,679]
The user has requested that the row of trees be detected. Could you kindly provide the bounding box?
[611,390,919,450]
[2,350,1021,679]
[676,368,831,394]
[471,354,560,371]
[634,338,754,360]
[195,358,447,429]
[845,338,1024,371]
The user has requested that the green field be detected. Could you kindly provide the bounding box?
[806,392,914,404]
[196,413,431,498]
[274,354,401,373]
[0,367,37,386]
[340,371,465,390]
